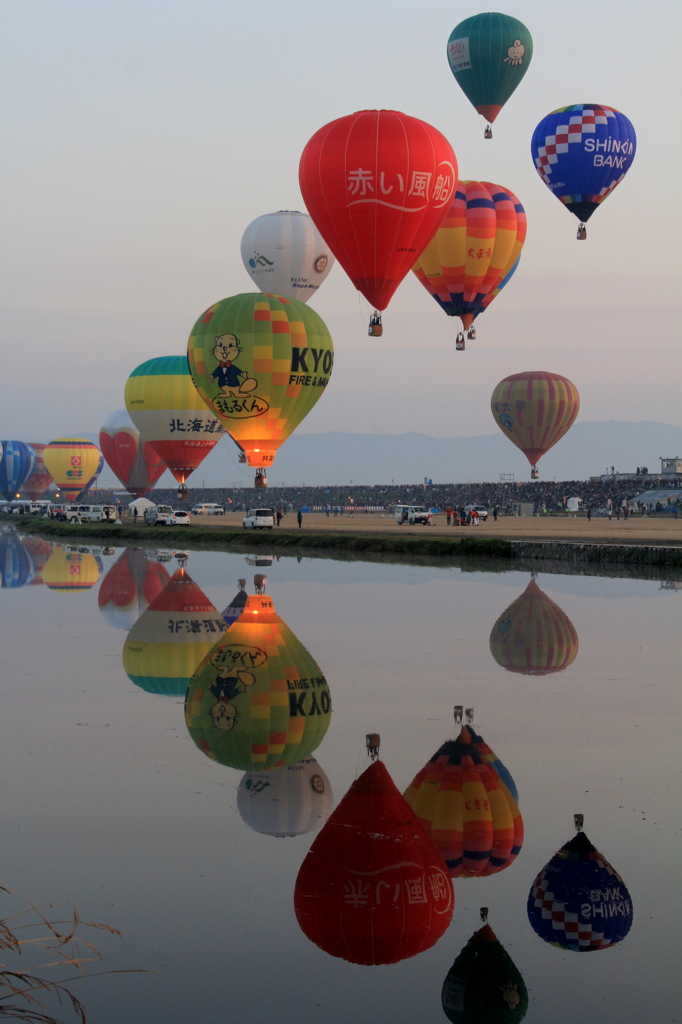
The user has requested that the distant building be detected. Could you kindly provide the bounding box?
[660,457,682,474]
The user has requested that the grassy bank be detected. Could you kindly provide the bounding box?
[20,518,513,559]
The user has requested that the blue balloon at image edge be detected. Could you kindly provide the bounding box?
[0,441,36,500]
[531,104,636,223]
[527,830,633,951]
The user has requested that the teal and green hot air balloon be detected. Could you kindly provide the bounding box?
[447,13,533,137]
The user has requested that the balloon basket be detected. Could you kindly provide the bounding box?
[577,223,587,240]
[484,125,493,139]
[456,332,466,351]
[254,469,268,489]
[368,311,383,337]
[530,467,539,480]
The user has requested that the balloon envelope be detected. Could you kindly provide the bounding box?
[240,211,334,302]
[528,829,633,951]
[490,371,580,471]
[299,109,458,310]
[447,13,533,124]
[42,547,100,593]
[404,724,523,878]
[99,409,166,498]
[221,582,248,628]
[442,923,528,1024]
[43,438,102,502]
[412,180,526,330]
[531,105,636,224]
[237,756,333,837]
[295,759,454,965]
[98,548,170,630]
[187,293,333,469]
[490,579,579,675]
[0,441,36,500]
[122,567,225,695]
[22,443,53,501]
[185,593,331,771]
[124,356,225,486]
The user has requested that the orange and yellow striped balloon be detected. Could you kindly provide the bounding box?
[490,578,579,676]
[490,371,579,475]
[412,180,526,331]
[404,724,523,879]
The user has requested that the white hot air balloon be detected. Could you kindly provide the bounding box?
[237,756,333,837]
[240,210,334,302]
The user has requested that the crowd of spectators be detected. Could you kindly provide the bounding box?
[92,474,682,514]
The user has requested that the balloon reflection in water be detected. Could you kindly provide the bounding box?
[528,815,633,952]
[237,756,333,838]
[98,549,170,630]
[490,577,579,675]
[122,567,226,695]
[295,739,454,965]
[185,588,331,771]
[21,534,55,587]
[42,547,99,593]
[221,579,248,629]
[404,712,523,879]
[0,530,35,588]
[442,912,528,1024]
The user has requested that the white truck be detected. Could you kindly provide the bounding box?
[394,505,433,526]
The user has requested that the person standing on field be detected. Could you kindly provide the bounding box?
[297,509,303,529]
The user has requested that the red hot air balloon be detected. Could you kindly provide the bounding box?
[22,444,53,501]
[299,110,458,329]
[99,410,166,499]
[294,744,454,965]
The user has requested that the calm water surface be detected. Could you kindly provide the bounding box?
[0,531,680,1023]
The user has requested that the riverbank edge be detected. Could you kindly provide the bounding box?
[18,519,682,570]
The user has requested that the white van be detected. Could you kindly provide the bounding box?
[394,505,432,525]
[144,505,173,525]
[191,503,224,516]
[82,505,118,523]
[243,508,275,529]
[57,504,92,523]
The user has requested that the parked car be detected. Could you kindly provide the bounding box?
[55,504,92,523]
[242,508,275,529]
[464,504,489,521]
[191,503,224,516]
[394,505,432,526]
[144,505,173,525]
[164,511,191,526]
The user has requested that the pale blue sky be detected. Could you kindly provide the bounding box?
[1,0,680,453]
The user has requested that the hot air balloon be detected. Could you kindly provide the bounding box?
[42,438,102,502]
[122,566,225,695]
[0,530,35,588]
[187,293,333,486]
[124,356,225,500]
[531,105,636,238]
[237,755,333,838]
[0,441,36,500]
[221,578,248,628]
[77,453,104,500]
[22,444,53,501]
[447,13,533,137]
[528,816,633,951]
[185,589,331,771]
[240,211,335,302]
[98,548,170,630]
[490,577,579,675]
[442,911,528,1024]
[299,109,458,333]
[294,738,454,965]
[412,180,526,348]
[42,547,99,593]
[404,713,523,879]
[99,409,166,498]
[491,371,580,479]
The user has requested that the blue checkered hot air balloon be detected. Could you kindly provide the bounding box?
[0,441,36,500]
[527,817,633,952]
[0,530,35,588]
[531,105,636,238]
